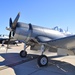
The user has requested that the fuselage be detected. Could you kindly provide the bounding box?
[13,22,73,43]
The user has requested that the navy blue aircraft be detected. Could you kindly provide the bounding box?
[6,13,75,67]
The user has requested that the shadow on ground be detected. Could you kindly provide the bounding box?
[0,53,75,75]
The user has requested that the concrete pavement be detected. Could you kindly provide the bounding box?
[0,44,75,75]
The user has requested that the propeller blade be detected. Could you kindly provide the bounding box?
[9,18,12,28]
[7,32,11,50]
[9,32,11,38]
[12,12,20,29]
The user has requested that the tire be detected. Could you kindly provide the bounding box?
[37,55,48,67]
[20,50,27,58]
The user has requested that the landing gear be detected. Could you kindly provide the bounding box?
[20,43,28,58]
[19,44,48,67]
[37,55,48,67]
[37,45,48,67]
[20,50,27,57]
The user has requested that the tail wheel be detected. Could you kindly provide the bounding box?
[20,50,27,58]
[37,55,48,67]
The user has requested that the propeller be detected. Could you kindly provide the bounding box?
[6,12,20,51]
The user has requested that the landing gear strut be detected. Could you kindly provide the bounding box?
[37,45,48,67]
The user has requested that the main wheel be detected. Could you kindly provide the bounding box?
[37,55,48,67]
[20,50,27,58]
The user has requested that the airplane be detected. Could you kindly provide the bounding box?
[0,34,19,46]
[6,12,75,67]
[0,34,9,44]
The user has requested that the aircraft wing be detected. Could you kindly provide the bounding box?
[46,35,75,49]
[29,35,75,50]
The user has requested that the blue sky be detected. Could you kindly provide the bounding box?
[0,0,75,34]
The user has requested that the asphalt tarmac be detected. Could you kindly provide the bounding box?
[0,43,75,75]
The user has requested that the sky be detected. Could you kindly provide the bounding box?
[0,0,75,35]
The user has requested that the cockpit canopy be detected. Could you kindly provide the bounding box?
[53,26,65,32]
[52,26,73,36]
